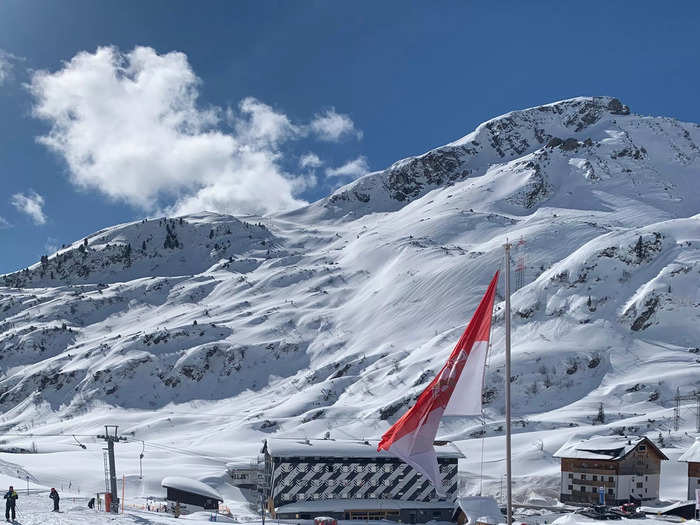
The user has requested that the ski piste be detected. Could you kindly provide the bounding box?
[378,272,499,495]
[0,96,698,518]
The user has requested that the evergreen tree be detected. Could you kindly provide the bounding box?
[635,235,644,259]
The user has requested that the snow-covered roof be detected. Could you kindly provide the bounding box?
[161,476,223,501]
[276,498,454,513]
[225,460,261,470]
[264,438,464,459]
[678,438,700,463]
[553,435,668,460]
[452,496,503,524]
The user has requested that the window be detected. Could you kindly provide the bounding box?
[608,489,614,495]
[645,476,648,481]
[568,485,573,491]
[593,475,597,481]
[609,477,614,482]
[432,512,442,519]
[581,474,586,480]
[638,445,646,451]
[384,464,392,473]
[636,482,643,488]
[568,473,573,479]
[580,487,586,492]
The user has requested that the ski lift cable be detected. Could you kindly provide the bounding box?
[138,440,232,461]
[72,434,87,449]
[0,433,97,438]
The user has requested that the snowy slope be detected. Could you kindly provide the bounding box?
[0,96,699,509]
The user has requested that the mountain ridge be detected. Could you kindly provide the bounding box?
[1,95,698,502]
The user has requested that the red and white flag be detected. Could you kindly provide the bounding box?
[377,271,499,496]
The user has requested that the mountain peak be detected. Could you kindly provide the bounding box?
[316,95,700,219]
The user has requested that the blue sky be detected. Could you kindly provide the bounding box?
[1,1,699,274]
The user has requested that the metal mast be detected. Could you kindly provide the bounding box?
[97,425,126,513]
[504,242,513,525]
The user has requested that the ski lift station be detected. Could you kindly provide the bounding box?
[258,437,462,522]
[226,459,264,490]
[161,476,223,515]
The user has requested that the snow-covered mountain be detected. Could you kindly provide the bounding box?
[1,96,699,505]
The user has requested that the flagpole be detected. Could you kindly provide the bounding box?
[504,242,513,525]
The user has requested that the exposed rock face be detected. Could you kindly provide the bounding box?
[321,96,672,217]
[383,148,470,202]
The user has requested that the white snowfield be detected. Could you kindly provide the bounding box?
[0,493,231,524]
[0,96,698,514]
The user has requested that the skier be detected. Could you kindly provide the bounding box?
[50,487,60,512]
[3,485,17,522]
[88,497,95,509]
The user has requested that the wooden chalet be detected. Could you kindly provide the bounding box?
[553,435,668,505]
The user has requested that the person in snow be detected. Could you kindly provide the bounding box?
[3,486,18,521]
[88,497,95,509]
[50,487,60,512]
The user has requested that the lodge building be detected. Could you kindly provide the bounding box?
[553,435,667,505]
[679,438,700,501]
[226,460,263,491]
[261,438,462,523]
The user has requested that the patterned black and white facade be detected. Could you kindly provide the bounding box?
[261,438,462,520]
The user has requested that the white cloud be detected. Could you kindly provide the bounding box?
[44,237,60,254]
[0,56,9,86]
[325,156,370,179]
[299,152,323,169]
[29,46,307,216]
[11,190,47,225]
[235,97,300,146]
[310,109,362,142]
[0,49,19,86]
[0,216,11,229]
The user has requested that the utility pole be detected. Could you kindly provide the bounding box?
[504,242,513,525]
[139,441,145,480]
[97,425,127,513]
